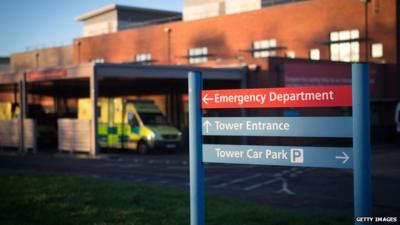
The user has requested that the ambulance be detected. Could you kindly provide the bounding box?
[0,102,17,120]
[78,98,182,154]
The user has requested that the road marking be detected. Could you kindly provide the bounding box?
[204,174,226,182]
[276,177,295,195]
[134,177,147,182]
[119,164,141,169]
[243,178,279,191]
[159,180,170,184]
[166,166,187,170]
[93,163,115,168]
[214,173,262,188]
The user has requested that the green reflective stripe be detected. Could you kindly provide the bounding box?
[98,123,108,135]
[131,126,140,134]
[108,127,118,134]
[108,135,119,143]
[108,124,124,134]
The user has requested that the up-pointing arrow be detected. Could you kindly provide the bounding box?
[335,152,350,164]
[203,120,212,133]
[202,94,213,105]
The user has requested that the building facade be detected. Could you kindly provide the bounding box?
[1,0,399,149]
[74,0,398,66]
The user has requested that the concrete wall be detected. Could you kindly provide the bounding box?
[0,57,10,72]
[10,45,73,72]
[225,0,261,15]
[0,64,10,72]
[73,0,398,65]
[183,0,225,21]
[83,10,118,37]
[183,0,308,21]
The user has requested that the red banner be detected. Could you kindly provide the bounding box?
[28,69,67,81]
[201,86,352,109]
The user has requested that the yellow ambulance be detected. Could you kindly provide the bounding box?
[0,102,18,120]
[78,98,182,154]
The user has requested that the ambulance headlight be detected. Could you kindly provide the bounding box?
[147,132,161,140]
[147,132,155,140]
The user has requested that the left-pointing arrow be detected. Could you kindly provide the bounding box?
[202,94,213,105]
[203,120,212,133]
[335,152,350,164]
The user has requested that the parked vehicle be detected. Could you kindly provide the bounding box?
[78,98,182,154]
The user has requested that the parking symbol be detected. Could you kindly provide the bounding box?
[290,148,304,163]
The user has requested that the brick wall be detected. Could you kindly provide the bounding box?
[73,0,398,66]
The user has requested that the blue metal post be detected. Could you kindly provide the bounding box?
[352,64,372,224]
[188,71,204,225]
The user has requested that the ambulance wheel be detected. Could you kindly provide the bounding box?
[138,141,149,155]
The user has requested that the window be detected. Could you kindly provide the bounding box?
[330,29,360,62]
[127,113,139,127]
[310,49,320,60]
[92,58,105,64]
[371,43,383,58]
[135,53,152,64]
[286,51,295,59]
[188,47,208,64]
[253,39,277,58]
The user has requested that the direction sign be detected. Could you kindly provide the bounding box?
[203,144,353,169]
[202,117,353,138]
[189,65,372,225]
[201,85,352,109]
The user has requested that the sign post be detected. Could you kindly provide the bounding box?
[352,64,372,224]
[188,63,371,225]
[188,71,204,225]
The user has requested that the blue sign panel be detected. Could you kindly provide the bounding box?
[203,144,353,169]
[202,117,352,138]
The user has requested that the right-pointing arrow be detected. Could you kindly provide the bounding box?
[335,152,350,164]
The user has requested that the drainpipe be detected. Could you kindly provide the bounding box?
[164,27,172,65]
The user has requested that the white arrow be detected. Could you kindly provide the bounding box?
[335,152,350,164]
[202,94,213,105]
[203,120,212,133]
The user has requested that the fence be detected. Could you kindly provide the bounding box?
[58,119,91,153]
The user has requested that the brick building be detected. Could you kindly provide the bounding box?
[74,0,398,65]
[0,0,399,151]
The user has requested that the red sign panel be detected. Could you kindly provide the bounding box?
[28,69,67,81]
[201,86,352,109]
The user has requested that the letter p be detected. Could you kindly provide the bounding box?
[290,148,304,163]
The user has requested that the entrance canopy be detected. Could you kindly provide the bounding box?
[0,63,247,155]
[0,63,247,97]
[0,63,246,85]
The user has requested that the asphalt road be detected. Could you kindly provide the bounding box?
[0,145,399,216]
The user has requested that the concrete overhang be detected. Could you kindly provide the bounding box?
[0,63,247,85]
[95,63,247,81]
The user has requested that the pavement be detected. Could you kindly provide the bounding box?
[0,144,399,216]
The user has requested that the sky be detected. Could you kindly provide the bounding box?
[0,0,182,56]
